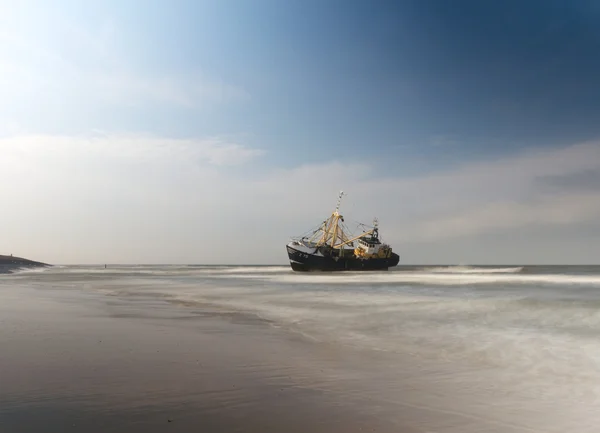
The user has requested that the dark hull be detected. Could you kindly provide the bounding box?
[286,246,399,272]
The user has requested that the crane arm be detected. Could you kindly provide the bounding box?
[332,229,374,249]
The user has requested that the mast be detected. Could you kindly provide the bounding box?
[330,191,344,247]
[372,217,379,239]
[335,190,344,213]
[316,191,347,248]
[299,191,381,250]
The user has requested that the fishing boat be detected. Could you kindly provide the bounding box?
[286,191,400,272]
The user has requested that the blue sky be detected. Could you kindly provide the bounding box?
[2,0,600,264]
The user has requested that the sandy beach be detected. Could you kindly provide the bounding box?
[0,283,418,433]
[3,265,600,432]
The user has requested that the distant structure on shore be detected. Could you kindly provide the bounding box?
[0,254,49,273]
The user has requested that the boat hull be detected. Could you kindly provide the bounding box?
[286,245,399,272]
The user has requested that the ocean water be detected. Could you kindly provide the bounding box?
[3,264,600,432]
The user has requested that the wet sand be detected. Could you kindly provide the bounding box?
[4,266,599,433]
[0,285,420,433]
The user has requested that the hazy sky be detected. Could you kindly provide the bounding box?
[2,0,600,264]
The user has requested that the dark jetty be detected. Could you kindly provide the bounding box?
[0,255,50,274]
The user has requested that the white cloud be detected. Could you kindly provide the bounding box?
[411,193,600,242]
[1,134,600,264]
[1,134,263,170]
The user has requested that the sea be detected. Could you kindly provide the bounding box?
[2,264,600,432]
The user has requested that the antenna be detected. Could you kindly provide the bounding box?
[335,190,345,213]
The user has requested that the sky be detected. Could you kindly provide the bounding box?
[1,0,600,265]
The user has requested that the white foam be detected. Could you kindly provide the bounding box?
[208,266,291,274]
[4,266,53,275]
[425,265,524,274]
[226,270,600,287]
[44,265,291,277]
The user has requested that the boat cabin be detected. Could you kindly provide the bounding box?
[357,235,382,255]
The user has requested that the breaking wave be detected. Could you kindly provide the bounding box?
[231,270,600,288]
[424,265,524,274]
[0,266,53,275]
